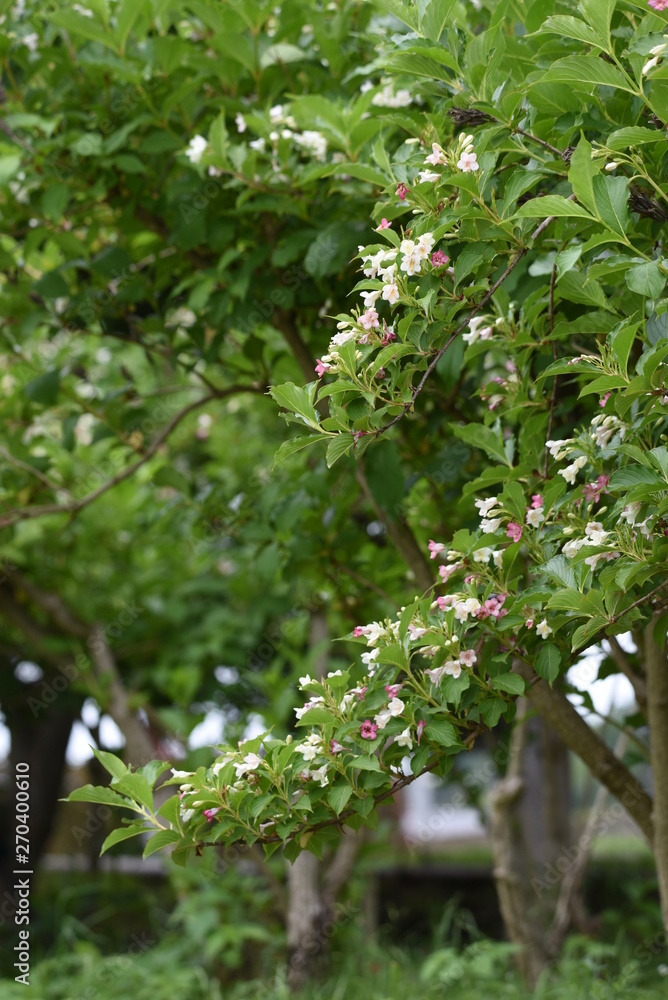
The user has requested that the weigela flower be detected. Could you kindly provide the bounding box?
[396,727,413,749]
[418,169,440,184]
[387,697,405,717]
[234,752,263,778]
[459,649,477,667]
[360,719,378,739]
[457,150,479,172]
[546,439,574,461]
[235,112,246,133]
[310,764,329,787]
[425,143,447,166]
[315,358,332,378]
[480,517,503,534]
[203,807,221,823]
[385,684,402,699]
[621,502,642,526]
[377,218,391,230]
[531,495,543,509]
[432,250,449,267]
[584,521,609,546]
[475,496,499,517]
[506,522,522,543]
[536,620,552,639]
[360,307,380,330]
[396,183,409,200]
[562,538,585,559]
[429,540,446,560]
[361,289,382,309]
[185,135,208,164]
[525,507,545,529]
[382,283,400,305]
[559,455,587,485]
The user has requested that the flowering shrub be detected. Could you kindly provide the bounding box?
[60,0,668,873]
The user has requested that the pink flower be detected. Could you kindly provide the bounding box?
[416,720,427,744]
[439,564,459,583]
[599,392,611,408]
[385,684,402,699]
[381,326,396,346]
[315,358,331,378]
[457,151,478,172]
[360,307,380,330]
[431,250,449,267]
[396,183,408,200]
[506,522,522,543]
[582,475,610,504]
[525,618,534,629]
[203,807,221,823]
[428,539,446,560]
[649,0,668,10]
[377,218,391,230]
[360,720,378,740]
[531,495,543,509]
[459,649,477,667]
[356,686,368,701]
[331,739,344,753]
[353,626,365,637]
[353,430,367,444]
[464,574,475,583]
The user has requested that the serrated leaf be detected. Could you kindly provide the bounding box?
[326,435,353,468]
[513,196,594,221]
[143,828,181,858]
[100,824,148,855]
[535,643,561,685]
[327,784,354,815]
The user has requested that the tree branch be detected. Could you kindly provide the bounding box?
[0,383,264,528]
[512,660,653,843]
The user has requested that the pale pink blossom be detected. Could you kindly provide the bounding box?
[360,720,378,740]
[429,540,446,560]
[506,522,522,543]
[425,143,447,165]
[457,151,478,172]
[360,307,380,330]
[459,649,477,667]
[377,218,391,229]
[315,358,332,378]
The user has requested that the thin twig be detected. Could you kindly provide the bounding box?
[0,384,264,528]
[0,445,74,499]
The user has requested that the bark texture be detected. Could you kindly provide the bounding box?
[644,616,668,933]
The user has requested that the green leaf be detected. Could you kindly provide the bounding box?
[568,135,596,214]
[425,719,461,747]
[452,422,511,467]
[112,773,154,810]
[100,824,148,855]
[513,196,594,221]
[326,435,353,468]
[65,785,131,807]
[143,828,181,858]
[608,466,665,490]
[625,261,665,299]
[534,15,606,48]
[269,382,320,430]
[593,175,630,236]
[535,643,561,685]
[92,748,128,780]
[209,112,229,163]
[539,56,636,93]
[260,43,310,69]
[296,706,334,727]
[605,126,667,151]
[490,673,525,696]
[115,0,150,51]
[580,0,617,45]
[373,0,419,31]
[352,755,382,771]
[273,435,322,467]
[24,370,60,406]
[327,784,354,815]
[572,616,607,651]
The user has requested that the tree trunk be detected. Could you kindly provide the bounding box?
[644,616,668,933]
[490,701,571,988]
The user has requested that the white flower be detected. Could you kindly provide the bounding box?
[562,538,585,559]
[299,674,315,688]
[361,648,380,667]
[22,32,38,50]
[361,289,382,309]
[459,649,477,667]
[295,696,325,720]
[559,455,587,485]
[359,621,386,645]
[493,551,504,569]
[591,414,625,448]
[480,517,503,534]
[546,439,574,461]
[416,233,435,257]
[180,807,195,823]
[642,55,660,76]
[73,3,94,15]
[475,496,499,517]
[185,135,208,164]
[382,283,400,305]
[310,764,329,787]
[374,708,392,729]
[400,252,422,276]
[604,161,619,172]
[584,521,609,546]
[621,502,642,526]
[234,752,263,778]
[327,669,343,679]
[171,768,194,779]
[387,697,405,717]
[418,170,440,184]
[396,727,413,749]
[526,508,545,529]
[294,130,328,161]
[235,112,247,133]
[249,137,266,153]
[457,150,478,172]
[536,620,552,639]
[472,547,494,564]
[584,552,605,572]
[454,598,481,622]
[425,143,447,166]
[371,84,413,108]
[74,413,95,446]
[269,104,284,122]
[408,625,428,640]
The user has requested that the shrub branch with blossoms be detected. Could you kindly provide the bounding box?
[66,0,668,879]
